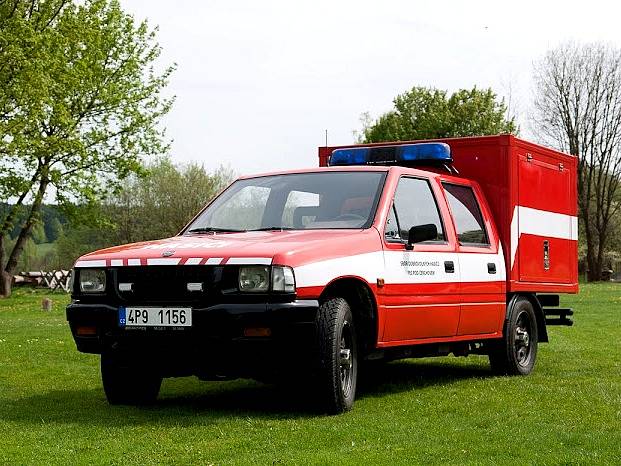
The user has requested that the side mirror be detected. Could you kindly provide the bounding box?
[406,224,437,250]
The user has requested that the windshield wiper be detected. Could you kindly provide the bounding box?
[187,227,246,234]
[248,226,296,231]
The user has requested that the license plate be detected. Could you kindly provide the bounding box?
[119,307,192,327]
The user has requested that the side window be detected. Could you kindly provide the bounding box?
[442,183,489,246]
[388,177,445,242]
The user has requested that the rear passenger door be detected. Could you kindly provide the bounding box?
[442,182,506,336]
[382,176,461,341]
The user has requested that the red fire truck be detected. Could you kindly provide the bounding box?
[67,135,577,413]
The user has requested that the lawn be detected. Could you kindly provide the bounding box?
[0,284,619,465]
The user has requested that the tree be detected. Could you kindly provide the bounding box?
[533,43,621,281]
[104,159,234,244]
[51,160,235,268]
[0,0,174,297]
[358,86,517,143]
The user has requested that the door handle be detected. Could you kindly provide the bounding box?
[487,262,496,274]
[444,261,455,273]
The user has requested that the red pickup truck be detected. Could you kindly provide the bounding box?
[67,135,578,413]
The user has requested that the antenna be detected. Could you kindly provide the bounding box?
[325,129,328,147]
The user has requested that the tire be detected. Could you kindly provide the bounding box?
[489,296,538,375]
[315,297,358,414]
[101,353,162,405]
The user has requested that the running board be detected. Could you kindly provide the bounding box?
[544,308,574,326]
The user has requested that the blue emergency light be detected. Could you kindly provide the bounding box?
[329,142,452,167]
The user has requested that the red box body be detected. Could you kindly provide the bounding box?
[319,135,579,294]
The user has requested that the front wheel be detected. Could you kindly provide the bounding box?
[489,297,538,375]
[315,297,358,414]
[101,353,162,405]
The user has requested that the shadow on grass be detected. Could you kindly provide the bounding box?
[357,358,492,398]
[0,359,493,425]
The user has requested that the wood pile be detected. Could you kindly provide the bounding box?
[12,270,72,292]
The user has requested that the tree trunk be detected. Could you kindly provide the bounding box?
[1,174,49,298]
[583,209,600,281]
[586,247,599,282]
[0,270,11,298]
[595,228,608,281]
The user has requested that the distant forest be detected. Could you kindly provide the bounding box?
[0,204,67,244]
[1,160,234,273]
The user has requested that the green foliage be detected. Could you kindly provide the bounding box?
[1,237,58,271]
[359,86,517,143]
[47,217,63,243]
[0,0,174,203]
[0,284,619,463]
[30,222,46,244]
[0,0,174,294]
[54,223,111,269]
[51,159,235,268]
[103,158,235,244]
[1,160,234,270]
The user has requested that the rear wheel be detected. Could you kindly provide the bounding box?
[489,297,538,375]
[315,297,358,414]
[101,353,162,405]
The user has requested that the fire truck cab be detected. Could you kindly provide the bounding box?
[67,135,578,414]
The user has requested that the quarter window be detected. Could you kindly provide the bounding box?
[385,205,400,240]
[443,183,489,246]
[386,177,445,242]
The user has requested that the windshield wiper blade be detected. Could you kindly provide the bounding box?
[187,227,246,234]
[249,226,295,231]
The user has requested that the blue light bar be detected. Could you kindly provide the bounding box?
[330,148,370,166]
[329,143,452,167]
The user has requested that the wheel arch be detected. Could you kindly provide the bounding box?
[319,276,378,356]
[507,293,548,343]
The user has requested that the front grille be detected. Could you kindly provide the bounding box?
[114,266,233,304]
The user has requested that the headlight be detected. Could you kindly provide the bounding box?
[237,266,296,293]
[79,269,106,293]
[238,266,270,292]
[272,266,295,292]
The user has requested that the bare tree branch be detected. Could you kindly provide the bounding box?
[533,42,621,281]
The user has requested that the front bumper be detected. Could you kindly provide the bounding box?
[66,300,319,378]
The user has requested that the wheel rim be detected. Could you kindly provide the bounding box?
[514,310,534,366]
[339,320,355,398]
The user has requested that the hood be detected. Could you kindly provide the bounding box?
[74,229,382,268]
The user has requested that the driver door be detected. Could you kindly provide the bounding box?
[381,176,460,342]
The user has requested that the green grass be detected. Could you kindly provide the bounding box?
[0,285,619,465]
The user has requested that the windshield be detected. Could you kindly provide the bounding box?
[184,171,386,232]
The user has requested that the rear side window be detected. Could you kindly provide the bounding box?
[443,183,489,246]
[387,177,445,242]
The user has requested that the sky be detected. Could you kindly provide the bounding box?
[121,0,621,176]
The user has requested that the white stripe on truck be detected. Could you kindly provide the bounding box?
[294,248,505,288]
[510,206,578,269]
[225,257,272,265]
[75,260,107,268]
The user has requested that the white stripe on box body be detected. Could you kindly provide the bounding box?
[110,259,123,267]
[184,257,203,265]
[127,259,141,266]
[146,258,181,266]
[75,259,107,268]
[510,206,578,269]
[205,257,224,265]
[225,257,272,265]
